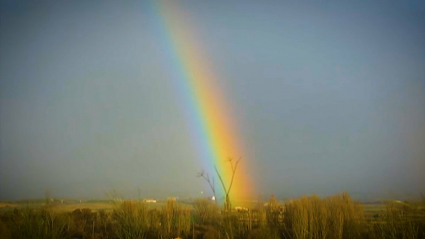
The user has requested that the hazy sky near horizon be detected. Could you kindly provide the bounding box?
[1,0,424,200]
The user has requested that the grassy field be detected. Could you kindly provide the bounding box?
[0,198,263,212]
[363,203,387,218]
[0,199,182,212]
[0,198,394,216]
[1,193,424,239]
[0,198,403,225]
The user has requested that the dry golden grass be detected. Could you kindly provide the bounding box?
[282,192,365,239]
[0,202,16,208]
[0,200,183,212]
[1,193,424,239]
[363,203,386,217]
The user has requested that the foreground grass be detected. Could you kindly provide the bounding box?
[0,192,424,239]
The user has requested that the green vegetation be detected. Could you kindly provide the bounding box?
[1,192,424,239]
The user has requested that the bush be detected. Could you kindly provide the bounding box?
[160,199,191,239]
[112,200,149,239]
[10,208,68,239]
[193,199,220,225]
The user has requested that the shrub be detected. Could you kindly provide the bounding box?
[10,208,68,239]
[69,208,98,238]
[160,199,191,239]
[193,198,220,225]
[112,200,149,239]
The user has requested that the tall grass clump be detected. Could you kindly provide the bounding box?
[68,208,101,239]
[266,194,282,228]
[160,198,191,239]
[326,192,365,239]
[283,192,365,239]
[10,207,68,239]
[97,209,114,239]
[112,200,149,239]
[193,198,220,225]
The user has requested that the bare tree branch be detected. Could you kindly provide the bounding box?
[227,157,240,195]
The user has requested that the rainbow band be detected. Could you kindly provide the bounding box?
[152,1,254,202]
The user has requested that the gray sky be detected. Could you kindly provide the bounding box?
[1,0,424,200]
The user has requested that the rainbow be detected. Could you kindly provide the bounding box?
[151,1,255,202]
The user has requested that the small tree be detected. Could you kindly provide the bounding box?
[198,157,241,212]
[215,157,240,212]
